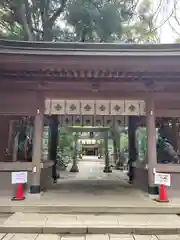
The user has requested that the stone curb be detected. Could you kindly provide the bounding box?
[0,225,179,235]
[0,206,180,214]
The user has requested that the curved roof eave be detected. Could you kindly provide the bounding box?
[0,39,180,57]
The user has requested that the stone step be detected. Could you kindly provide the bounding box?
[1,213,180,235]
[0,224,179,235]
[0,205,179,214]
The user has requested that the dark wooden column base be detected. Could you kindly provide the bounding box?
[30,185,41,194]
[148,186,159,195]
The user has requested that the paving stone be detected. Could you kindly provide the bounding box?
[133,226,178,235]
[109,234,134,239]
[3,233,38,240]
[156,235,180,239]
[0,225,43,234]
[87,225,132,234]
[46,215,78,221]
[86,234,109,240]
[45,220,83,225]
[1,234,14,240]
[5,213,47,225]
[61,236,85,240]
[42,226,87,234]
[0,233,6,239]
[36,234,61,240]
[133,235,158,240]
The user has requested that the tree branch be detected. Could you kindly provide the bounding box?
[153,9,174,32]
[169,21,180,38]
[49,0,67,25]
[16,3,34,41]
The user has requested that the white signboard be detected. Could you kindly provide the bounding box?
[154,173,171,187]
[11,172,27,184]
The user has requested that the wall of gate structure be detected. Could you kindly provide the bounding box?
[45,99,145,116]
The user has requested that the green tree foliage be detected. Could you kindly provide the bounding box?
[0,0,68,41]
[66,0,133,42]
[57,127,74,159]
[122,0,160,43]
[0,0,162,43]
[136,127,147,162]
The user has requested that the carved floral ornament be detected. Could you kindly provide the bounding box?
[84,104,91,111]
[99,104,106,112]
[45,99,145,115]
[114,104,121,112]
[54,104,62,111]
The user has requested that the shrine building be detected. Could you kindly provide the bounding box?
[0,39,180,195]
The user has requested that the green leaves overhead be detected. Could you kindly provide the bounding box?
[66,0,132,42]
[0,0,169,43]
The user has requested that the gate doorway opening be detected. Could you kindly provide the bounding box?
[82,146,99,156]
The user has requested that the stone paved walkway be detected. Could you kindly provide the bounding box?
[0,159,180,214]
[40,159,154,207]
[0,234,180,239]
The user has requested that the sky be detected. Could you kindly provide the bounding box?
[155,0,179,43]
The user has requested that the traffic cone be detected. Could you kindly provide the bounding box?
[11,183,25,201]
[155,184,169,202]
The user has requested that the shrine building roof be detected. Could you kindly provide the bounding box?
[1,39,180,56]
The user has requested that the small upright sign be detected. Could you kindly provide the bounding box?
[11,172,27,184]
[154,172,171,187]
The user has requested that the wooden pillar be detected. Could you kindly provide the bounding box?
[30,96,44,194]
[103,131,112,173]
[115,131,122,170]
[146,93,158,194]
[171,118,178,151]
[128,116,136,183]
[49,115,59,181]
[112,129,118,164]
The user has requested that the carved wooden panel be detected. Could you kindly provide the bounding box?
[66,100,80,115]
[96,100,110,115]
[82,116,94,126]
[45,99,146,116]
[44,99,51,115]
[139,101,146,115]
[72,115,82,126]
[125,100,140,115]
[114,116,126,127]
[81,100,95,115]
[110,100,125,115]
[50,99,65,115]
[94,115,104,126]
[104,116,113,127]
[61,115,73,126]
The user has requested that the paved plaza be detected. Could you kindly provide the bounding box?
[0,158,180,214]
[0,234,180,239]
[41,158,154,207]
[0,159,179,237]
